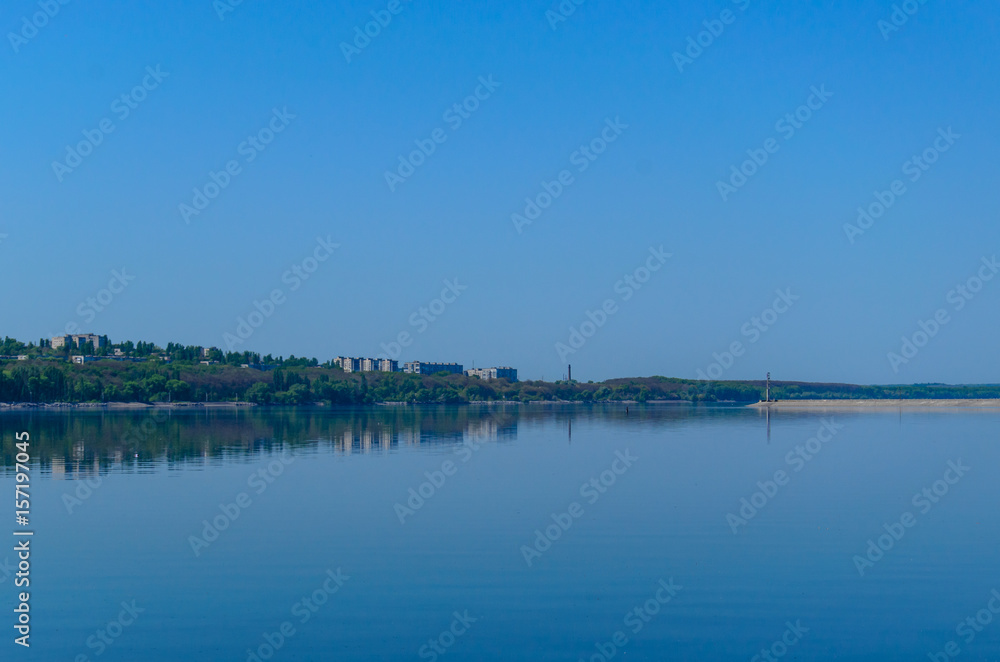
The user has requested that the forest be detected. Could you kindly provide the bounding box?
[2,336,998,404]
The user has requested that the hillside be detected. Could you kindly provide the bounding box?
[2,356,999,405]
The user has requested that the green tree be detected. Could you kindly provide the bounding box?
[166,379,191,401]
[246,382,274,405]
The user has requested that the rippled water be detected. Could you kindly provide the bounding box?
[1,404,998,660]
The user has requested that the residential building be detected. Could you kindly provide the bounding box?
[403,361,464,375]
[52,334,108,350]
[336,357,398,372]
[335,357,362,372]
[465,367,518,382]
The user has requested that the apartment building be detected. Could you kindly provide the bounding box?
[465,367,518,382]
[52,334,108,350]
[403,361,464,375]
[336,357,398,373]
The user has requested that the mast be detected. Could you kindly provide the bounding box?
[766,372,770,402]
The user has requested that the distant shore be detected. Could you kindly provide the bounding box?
[0,400,651,410]
[0,402,256,410]
[5,398,1000,411]
[749,399,1000,409]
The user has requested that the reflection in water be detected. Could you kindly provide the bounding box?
[0,403,751,476]
[4,403,999,660]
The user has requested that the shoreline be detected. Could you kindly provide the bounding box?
[0,400,659,410]
[748,399,1000,409]
[0,402,258,410]
[4,398,1000,411]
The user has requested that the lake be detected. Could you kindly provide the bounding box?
[1,404,998,660]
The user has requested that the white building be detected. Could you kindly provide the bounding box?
[336,357,398,373]
[465,367,518,382]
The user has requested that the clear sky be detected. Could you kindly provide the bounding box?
[2,0,998,384]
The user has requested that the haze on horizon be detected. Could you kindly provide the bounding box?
[2,0,998,384]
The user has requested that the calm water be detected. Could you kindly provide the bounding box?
[1,405,998,661]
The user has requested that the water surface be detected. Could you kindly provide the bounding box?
[1,405,997,660]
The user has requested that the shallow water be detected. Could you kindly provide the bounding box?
[1,404,998,660]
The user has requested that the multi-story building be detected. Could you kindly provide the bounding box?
[465,367,518,382]
[335,357,362,372]
[403,361,464,375]
[336,357,399,373]
[52,334,108,350]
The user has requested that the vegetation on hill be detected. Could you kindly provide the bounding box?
[1,336,998,404]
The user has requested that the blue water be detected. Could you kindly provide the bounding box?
[1,405,998,661]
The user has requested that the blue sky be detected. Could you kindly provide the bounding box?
[2,0,998,383]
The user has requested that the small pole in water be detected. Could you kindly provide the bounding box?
[765,372,771,403]
[626,406,629,416]
[766,406,771,443]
